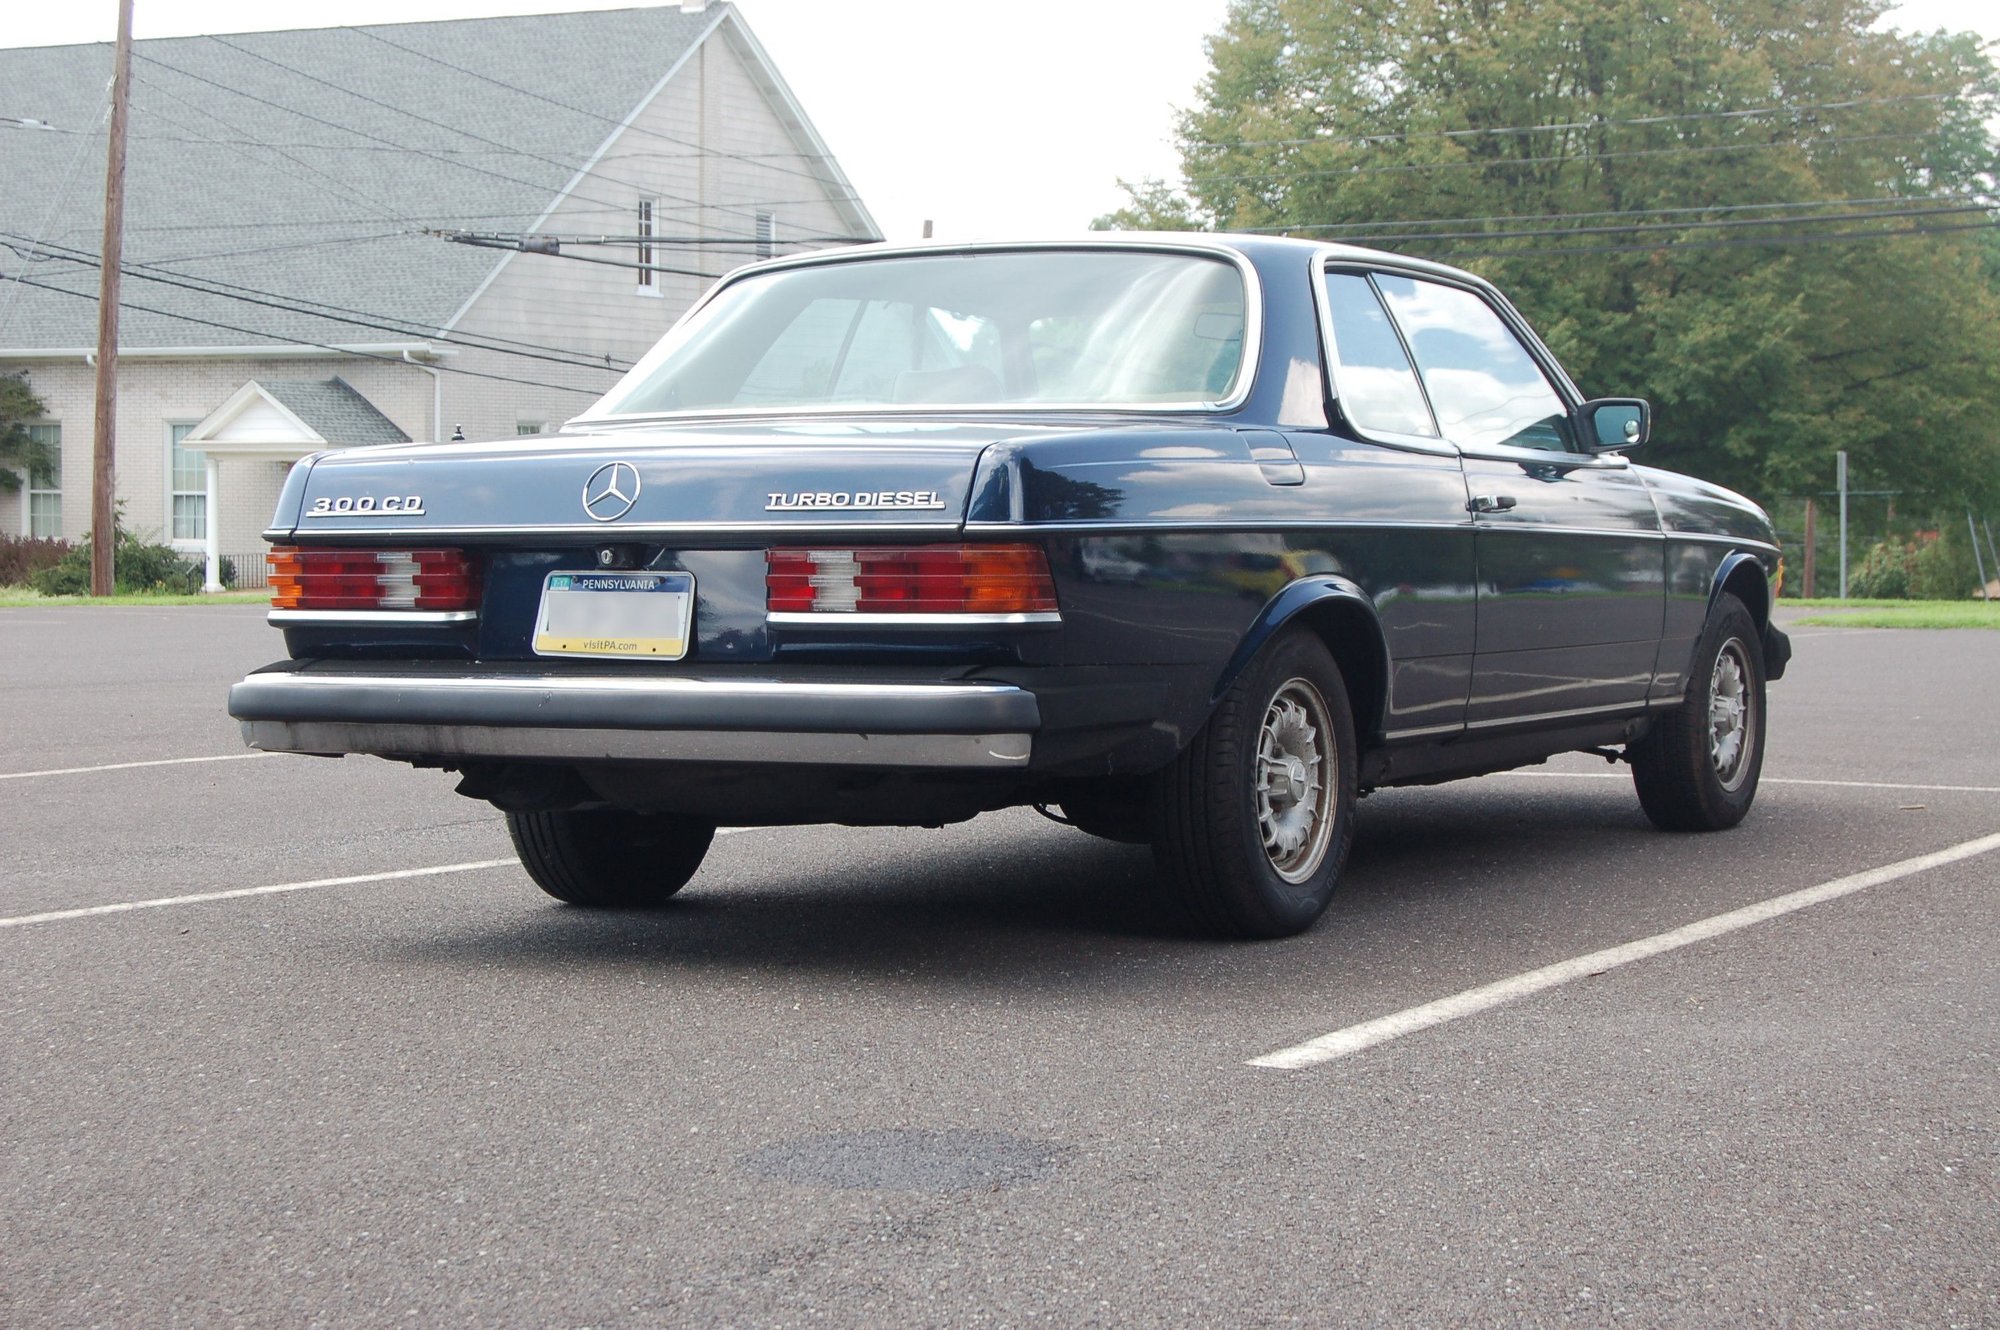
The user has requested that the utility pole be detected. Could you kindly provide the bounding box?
[90,0,135,596]
[1801,498,1817,598]
[1836,450,1849,600]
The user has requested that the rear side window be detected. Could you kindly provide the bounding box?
[1322,273,1437,438]
[1373,275,1576,453]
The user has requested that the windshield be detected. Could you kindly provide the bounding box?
[586,249,1252,417]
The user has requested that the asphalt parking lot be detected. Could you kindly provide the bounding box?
[3,604,1995,1327]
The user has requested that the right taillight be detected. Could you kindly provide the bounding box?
[767,544,1058,616]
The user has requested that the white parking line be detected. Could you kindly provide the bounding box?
[0,752,278,782]
[0,828,777,932]
[0,859,519,931]
[1493,770,2000,795]
[1250,830,2000,1070]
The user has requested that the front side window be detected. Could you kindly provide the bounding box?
[589,249,1252,417]
[1373,275,1575,453]
[1322,272,1437,438]
[26,422,60,537]
[170,423,206,541]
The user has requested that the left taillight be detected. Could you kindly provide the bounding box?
[268,546,481,612]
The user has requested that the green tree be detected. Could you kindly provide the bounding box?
[0,372,52,494]
[1101,0,2000,511]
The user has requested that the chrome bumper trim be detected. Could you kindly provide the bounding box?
[766,611,1061,629]
[269,609,480,626]
[229,670,1038,769]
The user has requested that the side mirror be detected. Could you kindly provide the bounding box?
[1577,398,1651,453]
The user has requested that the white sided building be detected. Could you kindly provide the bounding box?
[0,3,875,587]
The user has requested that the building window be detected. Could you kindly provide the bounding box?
[755,211,776,260]
[636,197,656,290]
[26,422,60,537]
[516,421,545,436]
[169,422,206,541]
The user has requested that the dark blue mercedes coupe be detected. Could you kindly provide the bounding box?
[229,236,1790,938]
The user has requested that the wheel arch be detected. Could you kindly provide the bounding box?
[1209,577,1389,745]
[1710,551,1771,628]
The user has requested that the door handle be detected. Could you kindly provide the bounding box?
[1468,494,1518,513]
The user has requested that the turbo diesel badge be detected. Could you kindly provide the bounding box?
[766,490,946,511]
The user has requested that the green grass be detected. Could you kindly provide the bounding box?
[0,588,266,608]
[1788,598,2000,629]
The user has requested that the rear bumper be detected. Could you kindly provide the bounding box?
[228,665,1040,769]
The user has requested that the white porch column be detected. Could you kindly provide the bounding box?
[203,454,223,593]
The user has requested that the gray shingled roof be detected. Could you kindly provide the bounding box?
[261,377,411,445]
[0,6,756,350]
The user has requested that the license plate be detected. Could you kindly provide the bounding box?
[532,570,694,660]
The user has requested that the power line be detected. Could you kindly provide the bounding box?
[0,267,606,396]
[132,72,418,230]
[1427,216,2000,259]
[1279,201,1994,246]
[349,25,869,202]
[431,231,729,283]
[1184,93,1961,150]
[204,34,765,233]
[1246,193,1994,234]
[1,233,635,373]
[0,88,111,344]
[1187,132,1934,183]
[132,48,640,220]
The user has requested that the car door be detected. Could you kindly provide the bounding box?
[1310,266,1478,743]
[1369,271,1664,729]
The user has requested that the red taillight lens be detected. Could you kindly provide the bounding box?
[268,546,481,612]
[767,545,1058,615]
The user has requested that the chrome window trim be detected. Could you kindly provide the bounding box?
[964,517,1478,534]
[269,609,479,626]
[268,521,966,538]
[573,240,1266,423]
[1309,256,1458,459]
[767,611,1061,629]
[1313,252,1598,460]
[1463,699,1658,731]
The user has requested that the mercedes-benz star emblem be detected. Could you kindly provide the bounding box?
[581,461,641,522]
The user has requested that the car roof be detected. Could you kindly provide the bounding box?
[728,232,1499,295]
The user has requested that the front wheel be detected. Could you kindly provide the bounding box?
[506,808,716,907]
[1630,593,1767,831]
[1151,630,1358,939]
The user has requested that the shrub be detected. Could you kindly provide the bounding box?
[1847,539,1913,599]
[1847,527,1987,600]
[30,527,202,595]
[0,534,70,587]
[1910,527,1983,601]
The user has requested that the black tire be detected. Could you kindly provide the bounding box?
[1630,592,1767,831]
[505,808,715,907]
[1151,629,1358,939]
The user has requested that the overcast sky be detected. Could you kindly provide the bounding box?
[3,0,1995,244]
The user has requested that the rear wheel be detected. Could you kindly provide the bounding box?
[1630,593,1766,831]
[1151,630,1357,939]
[506,808,716,907]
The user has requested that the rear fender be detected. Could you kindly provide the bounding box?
[1208,577,1390,742]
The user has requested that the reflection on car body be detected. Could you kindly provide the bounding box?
[230,236,1790,939]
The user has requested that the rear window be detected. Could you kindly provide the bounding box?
[589,249,1253,417]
